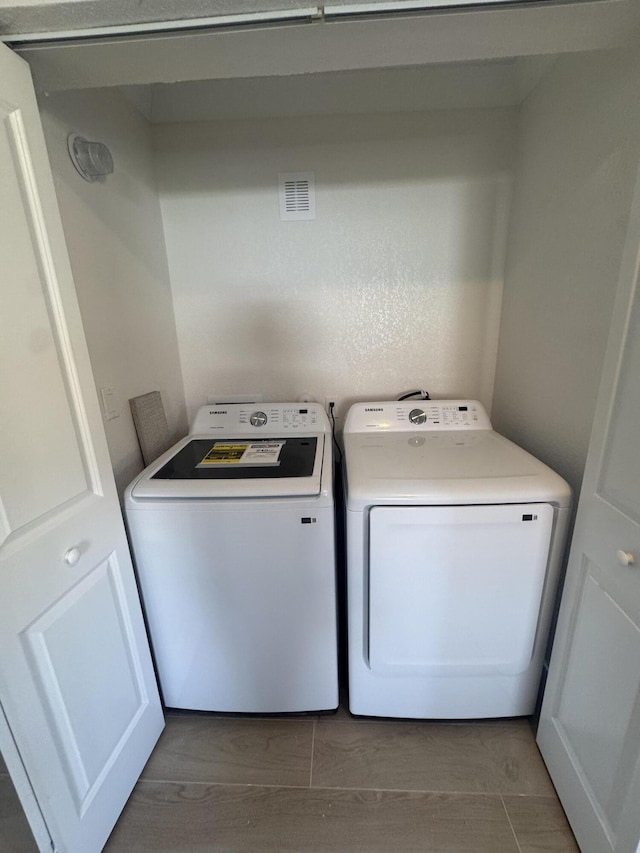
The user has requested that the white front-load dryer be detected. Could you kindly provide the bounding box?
[343,400,571,719]
[125,402,338,713]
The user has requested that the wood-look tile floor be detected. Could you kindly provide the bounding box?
[104,703,579,853]
[0,771,39,853]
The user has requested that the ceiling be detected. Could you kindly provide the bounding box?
[16,0,640,95]
[7,0,639,124]
[121,56,556,124]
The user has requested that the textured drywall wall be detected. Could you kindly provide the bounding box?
[39,86,187,497]
[155,108,515,425]
[492,46,640,500]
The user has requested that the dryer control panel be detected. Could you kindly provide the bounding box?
[344,400,492,432]
[190,402,329,435]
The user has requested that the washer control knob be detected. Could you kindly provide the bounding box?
[409,408,427,425]
[250,411,268,427]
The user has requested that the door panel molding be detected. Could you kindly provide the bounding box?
[538,157,640,853]
[5,99,103,498]
[0,42,163,853]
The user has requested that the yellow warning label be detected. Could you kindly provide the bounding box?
[199,444,249,465]
[197,440,284,467]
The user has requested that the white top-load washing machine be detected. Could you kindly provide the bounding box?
[125,402,338,713]
[343,400,571,719]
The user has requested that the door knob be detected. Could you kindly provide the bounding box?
[616,549,635,567]
[64,546,81,566]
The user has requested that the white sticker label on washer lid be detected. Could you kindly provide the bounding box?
[197,441,284,467]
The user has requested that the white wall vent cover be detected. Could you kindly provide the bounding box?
[278,172,316,221]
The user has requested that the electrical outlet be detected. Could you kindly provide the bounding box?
[324,397,340,420]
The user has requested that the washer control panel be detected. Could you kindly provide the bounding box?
[344,400,492,432]
[191,402,328,434]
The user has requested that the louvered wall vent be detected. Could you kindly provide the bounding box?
[278,172,316,221]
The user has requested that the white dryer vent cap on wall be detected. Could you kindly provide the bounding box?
[278,171,316,221]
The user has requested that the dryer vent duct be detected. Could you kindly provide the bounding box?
[278,172,316,221]
[68,133,114,182]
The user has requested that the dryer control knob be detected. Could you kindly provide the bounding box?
[409,408,427,425]
[250,411,268,427]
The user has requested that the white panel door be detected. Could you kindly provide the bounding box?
[537,161,640,853]
[0,43,163,853]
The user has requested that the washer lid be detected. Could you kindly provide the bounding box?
[344,430,571,509]
[129,434,324,499]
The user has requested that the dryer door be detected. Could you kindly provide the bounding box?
[368,504,554,675]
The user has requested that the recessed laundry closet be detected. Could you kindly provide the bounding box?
[25,39,640,507]
[1,3,640,851]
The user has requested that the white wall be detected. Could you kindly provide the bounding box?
[492,46,640,499]
[38,87,188,497]
[156,109,515,424]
